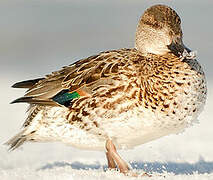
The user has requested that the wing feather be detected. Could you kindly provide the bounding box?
[11,48,138,106]
[12,78,44,88]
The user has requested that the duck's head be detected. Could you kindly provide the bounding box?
[135,5,192,57]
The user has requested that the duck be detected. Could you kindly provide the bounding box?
[6,4,207,176]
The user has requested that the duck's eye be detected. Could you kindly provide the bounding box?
[153,22,161,28]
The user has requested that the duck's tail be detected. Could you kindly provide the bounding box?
[5,130,28,151]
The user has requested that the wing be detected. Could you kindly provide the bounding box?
[11,48,138,107]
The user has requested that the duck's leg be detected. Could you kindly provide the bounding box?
[105,139,133,175]
[106,151,116,169]
[105,139,151,177]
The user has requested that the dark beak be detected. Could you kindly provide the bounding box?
[167,36,196,60]
[167,40,189,56]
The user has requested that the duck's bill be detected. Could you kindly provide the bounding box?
[167,41,197,60]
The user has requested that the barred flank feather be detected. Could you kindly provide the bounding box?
[5,131,27,151]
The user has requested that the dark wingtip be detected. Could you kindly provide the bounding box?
[11,81,26,88]
[11,78,44,88]
[10,96,60,106]
[11,82,23,88]
[10,97,32,104]
[11,83,17,88]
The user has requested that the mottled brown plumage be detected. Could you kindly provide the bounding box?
[6,4,207,177]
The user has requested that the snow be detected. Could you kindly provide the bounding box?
[0,163,213,180]
[0,76,213,180]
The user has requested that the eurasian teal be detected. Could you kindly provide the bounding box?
[6,4,207,176]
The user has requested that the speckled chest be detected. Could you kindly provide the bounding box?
[29,55,207,150]
[66,56,206,131]
[137,57,206,124]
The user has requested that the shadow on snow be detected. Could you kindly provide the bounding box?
[38,157,213,175]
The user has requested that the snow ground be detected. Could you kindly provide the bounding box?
[0,77,213,180]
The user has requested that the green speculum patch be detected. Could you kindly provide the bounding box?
[52,89,80,106]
